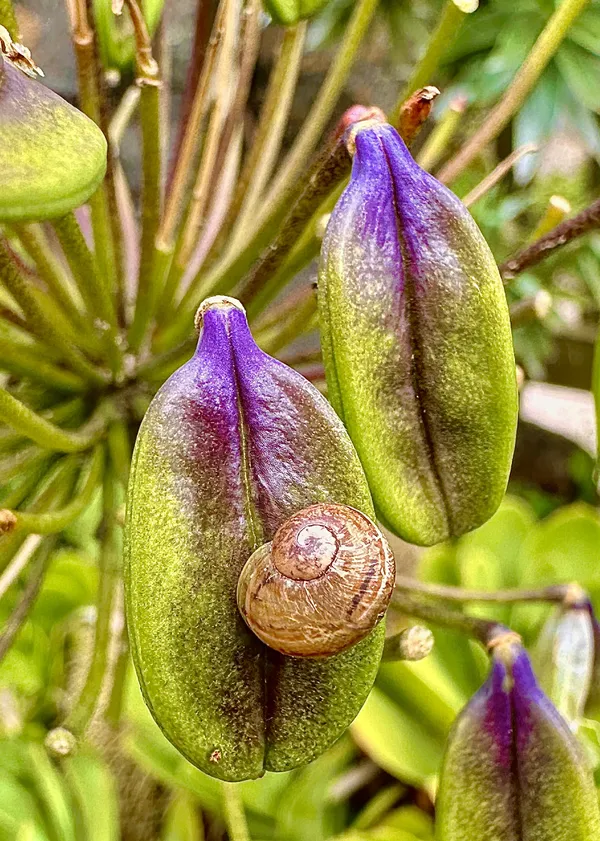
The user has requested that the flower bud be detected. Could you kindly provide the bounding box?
[436,641,600,840]
[126,297,385,781]
[318,122,518,546]
[532,591,594,728]
[0,43,106,221]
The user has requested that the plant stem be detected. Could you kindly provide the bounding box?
[0,538,56,664]
[225,23,307,255]
[0,239,107,386]
[390,0,470,124]
[4,445,104,534]
[12,223,86,328]
[391,589,511,649]
[500,196,600,280]
[222,783,251,841]
[0,336,86,393]
[124,1,163,352]
[258,289,317,355]
[382,626,434,662]
[462,143,538,207]
[395,577,573,605]
[66,0,119,300]
[255,0,379,232]
[417,95,467,171]
[63,467,119,736]
[52,213,123,377]
[0,389,108,452]
[173,0,240,274]
[438,0,591,184]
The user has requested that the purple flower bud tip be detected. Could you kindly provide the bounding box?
[437,640,600,840]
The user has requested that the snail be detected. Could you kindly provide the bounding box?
[237,503,396,658]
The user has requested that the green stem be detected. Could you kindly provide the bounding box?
[0,239,107,386]
[12,223,87,329]
[225,23,307,254]
[391,590,509,648]
[255,0,379,234]
[258,289,317,355]
[222,783,251,841]
[0,399,84,453]
[0,335,86,393]
[52,213,123,377]
[66,0,119,301]
[390,0,469,124]
[438,0,591,184]
[0,389,108,452]
[394,577,573,605]
[4,446,104,534]
[0,539,56,664]
[127,82,163,351]
[417,96,466,171]
[63,467,119,736]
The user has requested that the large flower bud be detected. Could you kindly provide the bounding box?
[125,297,386,782]
[436,640,600,840]
[318,121,518,546]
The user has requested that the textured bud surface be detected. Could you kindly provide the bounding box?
[436,644,600,840]
[125,300,385,781]
[318,122,518,546]
[0,56,107,221]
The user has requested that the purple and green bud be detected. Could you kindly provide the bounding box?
[125,297,385,782]
[436,640,600,841]
[318,121,518,546]
[0,35,107,221]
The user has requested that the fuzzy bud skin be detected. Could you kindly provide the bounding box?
[436,643,600,841]
[318,122,518,546]
[125,298,384,782]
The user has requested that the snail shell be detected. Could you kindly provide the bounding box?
[236,503,395,658]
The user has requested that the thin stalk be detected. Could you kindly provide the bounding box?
[3,445,104,534]
[222,783,251,841]
[438,0,591,184]
[394,577,573,605]
[528,195,571,242]
[417,95,467,171]
[0,399,84,453]
[390,0,471,124]
[382,626,434,662]
[0,538,57,664]
[258,289,317,355]
[391,590,510,649]
[0,0,19,39]
[501,197,600,280]
[124,0,163,352]
[173,0,239,275]
[12,224,86,328]
[0,457,55,510]
[65,0,119,299]
[52,213,123,377]
[226,23,307,254]
[0,336,86,393]
[0,389,108,452]
[0,535,43,600]
[256,0,379,233]
[0,238,107,386]
[106,421,131,488]
[63,467,120,736]
[156,0,229,253]
[462,143,538,207]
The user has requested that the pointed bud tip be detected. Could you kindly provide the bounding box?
[194,296,246,331]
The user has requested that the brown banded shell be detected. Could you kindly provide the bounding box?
[236,503,395,658]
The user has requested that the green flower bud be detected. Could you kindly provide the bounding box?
[436,641,600,840]
[125,297,388,782]
[318,121,518,546]
[0,34,107,221]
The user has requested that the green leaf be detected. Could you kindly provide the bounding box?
[351,688,442,789]
[63,751,119,841]
[555,41,600,112]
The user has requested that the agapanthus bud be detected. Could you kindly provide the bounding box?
[532,590,594,728]
[318,121,518,546]
[436,640,600,840]
[126,296,385,781]
[0,45,106,221]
